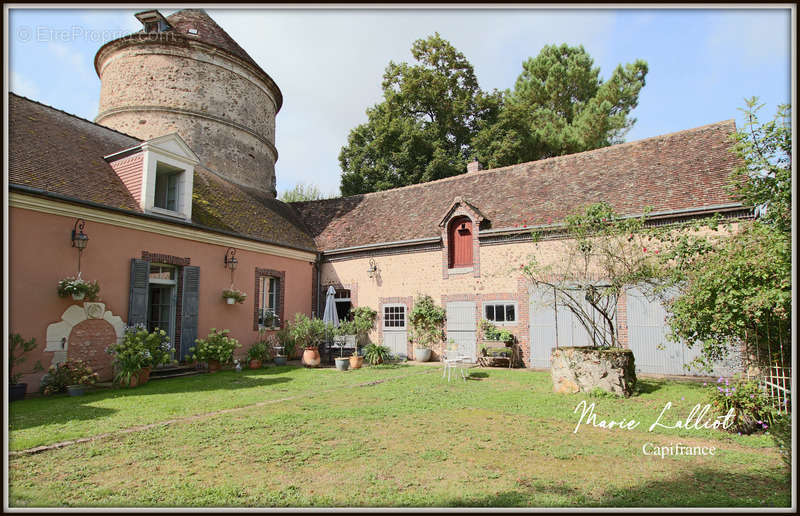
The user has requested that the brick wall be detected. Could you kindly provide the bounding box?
[67,319,117,381]
[108,153,144,208]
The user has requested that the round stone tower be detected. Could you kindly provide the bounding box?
[94,9,282,197]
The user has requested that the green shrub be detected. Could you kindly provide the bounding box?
[9,333,42,385]
[408,294,446,349]
[479,319,514,343]
[708,376,777,434]
[275,327,295,357]
[40,360,99,395]
[190,328,241,364]
[246,339,271,362]
[289,314,330,349]
[364,342,391,365]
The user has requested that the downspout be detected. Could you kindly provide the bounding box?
[313,252,322,318]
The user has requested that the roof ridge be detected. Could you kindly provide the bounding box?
[9,92,143,143]
[305,119,736,205]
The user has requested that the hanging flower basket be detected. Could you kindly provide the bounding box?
[57,276,100,301]
[222,289,247,304]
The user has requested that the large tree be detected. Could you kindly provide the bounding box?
[279,183,327,203]
[339,33,500,196]
[474,44,648,169]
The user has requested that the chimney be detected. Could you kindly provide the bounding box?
[467,158,482,173]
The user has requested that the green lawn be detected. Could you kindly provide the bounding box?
[7,365,791,508]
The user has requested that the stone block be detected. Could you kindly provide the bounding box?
[550,346,636,397]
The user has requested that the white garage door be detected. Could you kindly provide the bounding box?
[446,301,477,362]
[626,286,739,376]
[529,285,614,368]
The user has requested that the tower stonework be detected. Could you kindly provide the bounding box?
[94,9,282,197]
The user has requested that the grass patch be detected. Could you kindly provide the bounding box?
[8,366,790,508]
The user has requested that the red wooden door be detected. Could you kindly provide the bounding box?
[449,217,473,268]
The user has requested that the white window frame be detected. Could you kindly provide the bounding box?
[382,303,407,330]
[258,276,279,328]
[140,134,199,221]
[483,301,518,325]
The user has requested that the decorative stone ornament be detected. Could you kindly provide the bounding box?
[45,303,126,380]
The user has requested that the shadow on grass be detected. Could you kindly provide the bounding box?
[9,372,293,431]
[438,467,790,508]
[633,378,664,395]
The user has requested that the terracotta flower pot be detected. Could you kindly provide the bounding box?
[139,367,151,385]
[128,374,139,388]
[349,355,364,369]
[249,359,262,369]
[302,347,321,368]
[208,359,222,373]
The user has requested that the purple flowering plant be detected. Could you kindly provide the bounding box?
[708,376,777,434]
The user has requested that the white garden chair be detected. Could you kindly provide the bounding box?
[441,342,469,382]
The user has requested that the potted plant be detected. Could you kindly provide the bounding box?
[289,314,328,368]
[57,275,100,301]
[247,339,271,369]
[222,288,247,305]
[408,294,446,362]
[261,309,280,329]
[190,328,241,373]
[273,328,294,366]
[363,342,391,365]
[333,320,356,371]
[9,333,43,402]
[349,306,377,369]
[108,325,172,387]
[40,359,99,396]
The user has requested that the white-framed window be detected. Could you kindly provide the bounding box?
[258,276,279,328]
[383,304,406,329]
[484,302,517,324]
[154,162,183,212]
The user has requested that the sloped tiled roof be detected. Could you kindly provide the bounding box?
[9,93,314,251]
[292,120,742,251]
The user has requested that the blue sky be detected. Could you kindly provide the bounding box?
[7,6,793,197]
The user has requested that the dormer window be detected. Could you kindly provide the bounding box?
[135,10,172,34]
[154,162,183,212]
[105,133,200,222]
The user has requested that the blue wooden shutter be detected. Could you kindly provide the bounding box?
[128,259,150,326]
[180,266,200,361]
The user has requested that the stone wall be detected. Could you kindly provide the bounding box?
[96,40,279,196]
[550,347,636,397]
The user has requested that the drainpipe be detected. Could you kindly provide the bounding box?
[313,252,322,318]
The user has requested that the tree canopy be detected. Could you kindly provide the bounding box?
[279,183,327,203]
[474,44,648,169]
[339,38,647,195]
[339,33,500,196]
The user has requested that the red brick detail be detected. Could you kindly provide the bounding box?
[67,319,116,382]
[378,296,413,356]
[141,251,190,266]
[108,153,144,207]
[254,268,286,331]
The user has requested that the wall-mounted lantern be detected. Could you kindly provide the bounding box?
[367,258,379,279]
[224,247,238,270]
[71,218,89,273]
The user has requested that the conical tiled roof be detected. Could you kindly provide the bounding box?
[164,9,262,73]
